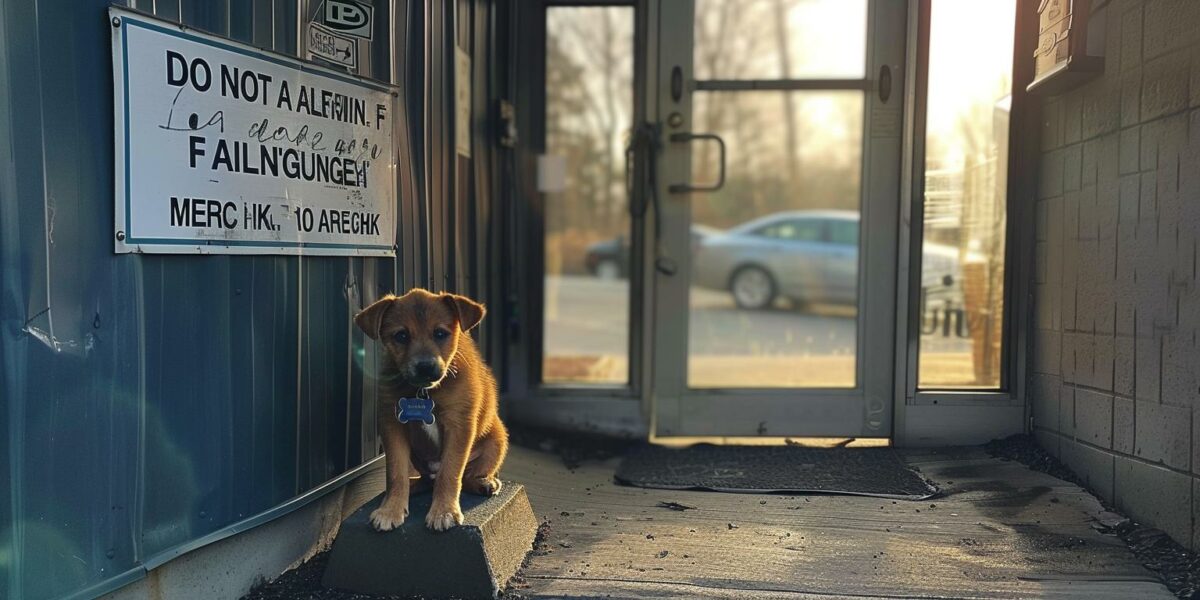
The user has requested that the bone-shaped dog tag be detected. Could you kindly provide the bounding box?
[397,396,436,425]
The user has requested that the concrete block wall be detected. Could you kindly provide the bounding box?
[1030,0,1200,550]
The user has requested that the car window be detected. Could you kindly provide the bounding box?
[828,220,858,245]
[754,219,823,242]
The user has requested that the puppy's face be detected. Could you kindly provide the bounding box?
[354,289,486,389]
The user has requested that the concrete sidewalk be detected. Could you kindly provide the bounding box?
[503,445,1174,599]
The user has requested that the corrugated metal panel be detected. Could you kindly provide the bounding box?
[0,1,425,598]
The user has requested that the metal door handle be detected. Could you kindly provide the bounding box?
[668,132,725,194]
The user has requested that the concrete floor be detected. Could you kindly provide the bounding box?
[501,445,1174,599]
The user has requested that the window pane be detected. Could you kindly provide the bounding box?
[688,91,863,389]
[542,7,634,384]
[694,0,867,80]
[829,221,857,245]
[917,0,1015,389]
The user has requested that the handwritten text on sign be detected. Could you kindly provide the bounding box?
[112,9,397,255]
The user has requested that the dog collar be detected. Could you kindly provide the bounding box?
[397,387,435,425]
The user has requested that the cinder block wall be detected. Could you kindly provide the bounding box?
[1030,0,1200,550]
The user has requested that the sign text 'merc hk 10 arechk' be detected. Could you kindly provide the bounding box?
[112,8,397,256]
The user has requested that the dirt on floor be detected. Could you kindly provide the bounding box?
[507,424,640,470]
[986,434,1200,600]
[244,434,1197,600]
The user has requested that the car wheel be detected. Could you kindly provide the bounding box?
[730,266,776,310]
[595,259,622,280]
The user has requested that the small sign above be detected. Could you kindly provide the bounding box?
[308,22,358,70]
[322,0,373,41]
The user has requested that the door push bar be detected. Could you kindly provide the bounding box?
[667,132,726,194]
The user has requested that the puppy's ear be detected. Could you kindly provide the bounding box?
[442,293,486,332]
[355,295,396,340]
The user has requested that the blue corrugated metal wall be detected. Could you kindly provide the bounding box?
[0,1,426,598]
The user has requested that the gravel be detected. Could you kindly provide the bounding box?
[986,434,1200,600]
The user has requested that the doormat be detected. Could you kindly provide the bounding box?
[614,445,938,500]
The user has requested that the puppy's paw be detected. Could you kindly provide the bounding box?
[369,505,409,531]
[425,503,464,531]
[465,477,503,496]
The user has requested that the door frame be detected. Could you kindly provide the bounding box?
[645,0,908,438]
[504,0,1033,446]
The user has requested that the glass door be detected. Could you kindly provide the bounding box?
[647,0,907,437]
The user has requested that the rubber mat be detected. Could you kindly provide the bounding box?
[614,445,938,500]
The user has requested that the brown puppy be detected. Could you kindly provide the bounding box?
[354,288,509,532]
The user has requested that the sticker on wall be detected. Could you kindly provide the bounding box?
[321,0,373,41]
[455,46,472,157]
[308,22,358,71]
[110,8,398,256]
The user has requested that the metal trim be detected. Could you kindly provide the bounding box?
[694,78,871,91]
[66,455,384,600]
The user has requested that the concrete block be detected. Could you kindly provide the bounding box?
[1192,44,1200,108]
[1042,99,1064,152]
[1118,173,1140,238]
[1083,84,1121,140]
[1097,132,1120,188]
[1076,240,1098,333]
[1115,334,1136,397]
[1075,388,1114,449]
[1062,331,1078,384]
[1113,397,1136,454]
[1081,139,1099,186]
[1035,283,1060,332]
[1184,111,1200,201]
[1094,334,1115,391]
[1036,198,1050,242]
[1136,335,1162,403]
[1193,416,1200,477]
[1119,127,1141,175]
[1064,144,1082,192]
[1034,329,1062,376]
[1141,50,1191,121]
[1115,456,1193,547]
[1079,185,1098,242]
[1061,439,1115,503]
[1193,480,1200,551]
[1032,374,1062,432]
[1134,401,1191,470]
[1060,384,1077,438]
[1162,333,1200,409]
[1141,121,1162,173]
[1040,149,1065,199]
[1119,6,1142,72]
[1076,332,1096,386]
[1143,0,1195,60]
[1036,245,1049,285]
[322,483,537,599]
[1064,94,1083,145]
[1122,71,1142,128]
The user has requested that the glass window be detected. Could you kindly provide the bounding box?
[828,220,858,245]
[687,90,864,389]
[542,6,634,385]
[693,0,867,80]
[916,0,1015,389]
[757,219,824,242]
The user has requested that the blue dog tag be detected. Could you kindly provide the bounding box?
[397,395,435,425]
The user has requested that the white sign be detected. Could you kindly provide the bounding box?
[322,0,373,40]
[308,22,358,70]
[111,8,396,256]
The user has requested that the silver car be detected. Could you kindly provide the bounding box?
[693,210,960,309]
